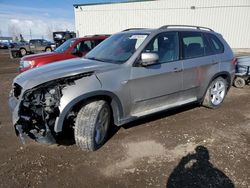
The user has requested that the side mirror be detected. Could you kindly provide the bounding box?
[140,52,159,66]
[72,48,83,57]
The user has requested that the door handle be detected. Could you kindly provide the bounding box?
[173,68,183,72]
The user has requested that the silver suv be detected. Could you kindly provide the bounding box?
[9,25,235,151]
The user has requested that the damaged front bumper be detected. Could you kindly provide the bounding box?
[8,72,93,145]
[9,93,57,145]
[8,83,60,145]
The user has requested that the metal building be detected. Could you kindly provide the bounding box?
[74,0,250,48]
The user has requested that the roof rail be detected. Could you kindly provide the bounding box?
[159,25,214,31]
[122,28,147,32]
[84,34,110,37]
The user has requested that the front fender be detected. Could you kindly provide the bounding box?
[54,90,124,133]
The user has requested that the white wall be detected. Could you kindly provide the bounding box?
[74,0,250,48]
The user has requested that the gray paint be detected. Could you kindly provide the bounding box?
[9,27,235,135]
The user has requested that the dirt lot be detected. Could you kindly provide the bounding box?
[0,50,249,188]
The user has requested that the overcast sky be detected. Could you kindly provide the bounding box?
[0,0,126,40]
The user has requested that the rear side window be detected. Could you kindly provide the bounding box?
[181,32,205,59]
[206,33,224,54]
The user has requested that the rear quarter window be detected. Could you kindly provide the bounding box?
[206,33,224,54]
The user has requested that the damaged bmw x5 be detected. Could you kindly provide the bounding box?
[9,25,235,151]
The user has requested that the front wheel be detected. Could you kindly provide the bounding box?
[202,77,228,109]
[74,100,111,151]
[45,47,52,52]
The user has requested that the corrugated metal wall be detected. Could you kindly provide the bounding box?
[74,0,250,48]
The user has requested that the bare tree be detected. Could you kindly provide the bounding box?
[8,24,21,41]
[46,24,63,41]
[46,24,54,41]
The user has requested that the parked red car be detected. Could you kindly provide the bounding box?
[19,35,109,72]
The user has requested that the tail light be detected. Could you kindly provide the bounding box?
[231,57,237,66]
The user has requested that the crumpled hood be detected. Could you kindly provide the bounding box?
[13,58,119,90]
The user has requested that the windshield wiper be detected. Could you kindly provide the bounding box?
[86,57,124,64]
[86,57,106,62]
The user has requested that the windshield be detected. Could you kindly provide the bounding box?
[85,33,148,63]
[54,38,76,53]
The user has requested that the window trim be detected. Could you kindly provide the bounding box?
[180,31,222,60]
[180,31,207,60]
[136,31,180,66]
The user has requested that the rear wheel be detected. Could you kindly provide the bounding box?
[233,77,245,88]
[202,77,227,109]
[74,100,111,151]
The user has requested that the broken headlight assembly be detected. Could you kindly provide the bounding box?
[14,72,93,144]
[17,84,63,144]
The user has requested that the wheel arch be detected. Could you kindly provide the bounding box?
[45,46,52,51]
[210,71,232,89]
[200,71,232,102]
[54,91,124,133]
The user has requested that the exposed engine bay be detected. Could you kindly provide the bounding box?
[13,72,93,144]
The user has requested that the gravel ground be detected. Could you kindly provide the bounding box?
[0,50,249,188]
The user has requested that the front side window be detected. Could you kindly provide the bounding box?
[85,33,148,64]
[144,32,179,63]
[181,32,206,59]
[29,40,35,45]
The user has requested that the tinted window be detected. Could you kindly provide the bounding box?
[144,32,179,63]
[181,32,205,59]
[94,39,104,46]
[203,34,214,56]
[29,40,36,45]
[76,40,92,53]
[207,33,224,54]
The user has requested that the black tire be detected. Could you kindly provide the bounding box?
[45,47,52,52]
[20,48,27,56]
[233,77,245,88]
[202,77,228,109]
[74,100,111,151]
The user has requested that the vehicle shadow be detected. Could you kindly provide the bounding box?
[56,103,198,146]
[166,146,235,188]
[123,103,198,129]
[56,121,120,147]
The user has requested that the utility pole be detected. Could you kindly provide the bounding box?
[29,29,32,39]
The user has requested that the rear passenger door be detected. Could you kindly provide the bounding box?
[180,31,219,100]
